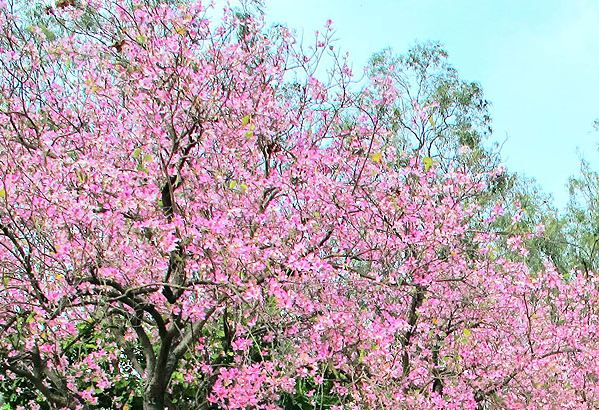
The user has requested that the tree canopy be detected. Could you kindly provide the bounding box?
[0,1,598,409]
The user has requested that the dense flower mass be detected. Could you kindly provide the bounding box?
[0,1,597,409]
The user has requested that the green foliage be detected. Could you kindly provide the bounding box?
[559,160,599,274]
[366,42,497,174]
[0,318,145,409]
[480,165,599,277]
[278,375,343,409]
[0,377,47,410]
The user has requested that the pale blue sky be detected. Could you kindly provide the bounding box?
[264,0,599,208]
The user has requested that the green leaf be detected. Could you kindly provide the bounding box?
[428,114,435,127]
[136,34,147,45]
[132,148,142,159]
[40,25,56,41]
[0,188,5,199]
[76,170,87,183]
[423,156,433,171]
[136,163,148,174]
[172,371,184,383]
[241,115,251,126]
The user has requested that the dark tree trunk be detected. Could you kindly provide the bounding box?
[143,353,174,410]
[143,388,166,410]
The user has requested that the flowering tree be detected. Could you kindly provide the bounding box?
[0,1,597,409]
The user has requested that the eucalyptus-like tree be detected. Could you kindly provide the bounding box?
[365,42,495,174]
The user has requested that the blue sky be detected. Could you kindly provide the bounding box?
[263,0,599,208]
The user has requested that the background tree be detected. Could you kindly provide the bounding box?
[363,42,596,279]
[536,160,599,276]
[365,42,496,175]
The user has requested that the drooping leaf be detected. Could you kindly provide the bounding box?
[428,114,435,127]
[135,34,147,45]
[423,156,433,171]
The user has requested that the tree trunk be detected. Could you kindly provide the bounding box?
[143,395,165,410]
[143,386,166,410]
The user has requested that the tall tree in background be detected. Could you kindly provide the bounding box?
[560,160,599,275]
[364,42,593,277]
[0,1,598,409]
[366,42,496,175]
